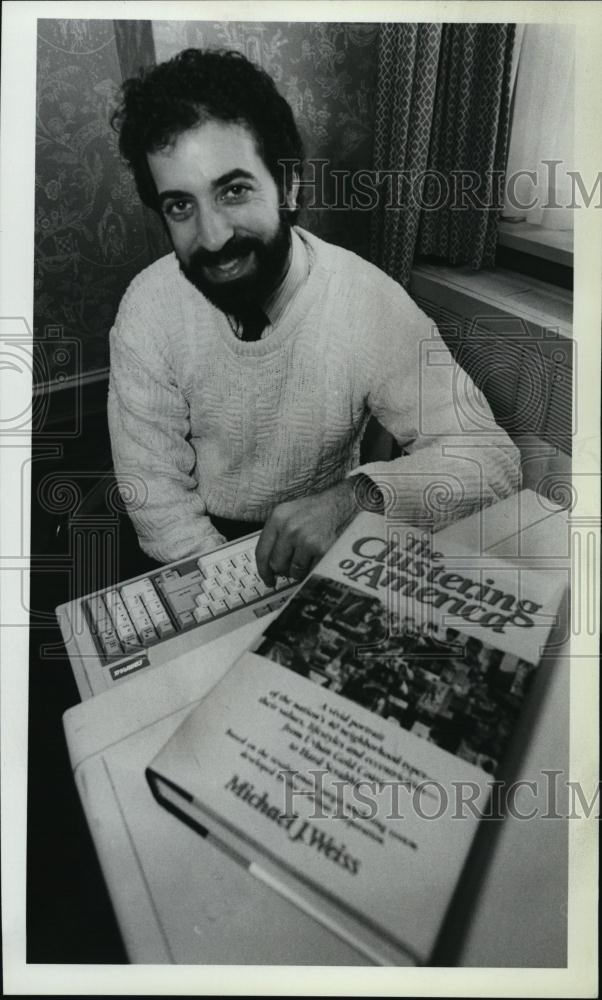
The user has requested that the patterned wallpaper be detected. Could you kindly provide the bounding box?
[34,20,169,383]
[34,19,379,383]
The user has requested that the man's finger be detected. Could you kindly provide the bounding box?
[289,551,312,581]
[284,537,323,581]
[267,529,297,579]
[255,518,279,586]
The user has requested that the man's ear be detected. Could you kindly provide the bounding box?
[285,172,300,210]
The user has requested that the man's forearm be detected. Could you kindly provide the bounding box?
[350,437,522,531]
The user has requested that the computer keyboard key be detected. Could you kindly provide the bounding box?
[156,568,180,590]
[264,596,290,614]
[208,598,229,616]
[174,584,202,602]
[240,585,260,604]
[162,587,201,620]
[98,629,122,658]
[253,603,274,618]
[193,606,213,623]
[121,578,153,602]
[157,568,202,596]
[121,635,143,652]
[149,612,175,636]
[104,591,139,646]
[86,596,110,633]
[138,624,157,644]
[226,592,245,609]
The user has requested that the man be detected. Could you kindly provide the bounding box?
[108,48,520,584]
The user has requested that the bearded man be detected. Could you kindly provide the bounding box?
[108,48,520,584]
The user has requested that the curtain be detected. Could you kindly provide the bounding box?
[113,20,171,262]
[370,23,516,287]
[114,19,156,79]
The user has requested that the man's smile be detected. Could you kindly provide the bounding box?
[202,251,255,283]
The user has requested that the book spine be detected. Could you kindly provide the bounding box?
[147,767,419,968]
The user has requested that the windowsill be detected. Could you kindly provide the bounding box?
[411,261,573,337]
[497,220,573,268]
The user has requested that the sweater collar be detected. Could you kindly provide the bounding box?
[226,227,310,338]
[262,227,310,328]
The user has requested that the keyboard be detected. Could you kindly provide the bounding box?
[56,532,298,700]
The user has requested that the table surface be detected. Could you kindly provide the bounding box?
[63,489,571,966]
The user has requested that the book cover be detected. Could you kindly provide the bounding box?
[146,511,566,965]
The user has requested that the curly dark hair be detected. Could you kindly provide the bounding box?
[111,48,304,217]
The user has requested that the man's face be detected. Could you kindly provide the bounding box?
[147,119,291,317]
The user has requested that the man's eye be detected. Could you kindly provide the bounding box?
[164,200,193,220]
[221,184,250,202]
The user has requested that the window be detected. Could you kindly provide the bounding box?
[500,24,575,272]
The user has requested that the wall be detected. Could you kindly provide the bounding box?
[34,18,380,385]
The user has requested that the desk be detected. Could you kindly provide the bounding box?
[63,490,571,965]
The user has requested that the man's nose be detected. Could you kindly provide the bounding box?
[194,206,234,254]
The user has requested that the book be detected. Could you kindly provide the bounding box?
[146,510,567,966]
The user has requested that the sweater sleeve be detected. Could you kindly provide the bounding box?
[349,287,522,531]
[107,280,225,563]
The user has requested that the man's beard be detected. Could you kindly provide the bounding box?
[179,213,292,319]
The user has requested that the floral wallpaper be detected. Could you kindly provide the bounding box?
[35,19,379,382]
[34,19,168,383]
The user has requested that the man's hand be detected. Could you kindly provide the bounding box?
[255,479,362,586]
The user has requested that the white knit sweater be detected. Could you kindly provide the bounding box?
[108,227,521,563]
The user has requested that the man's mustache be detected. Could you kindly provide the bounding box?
[188,236,262,269]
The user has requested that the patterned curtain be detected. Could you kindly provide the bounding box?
[370,23,516,287]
